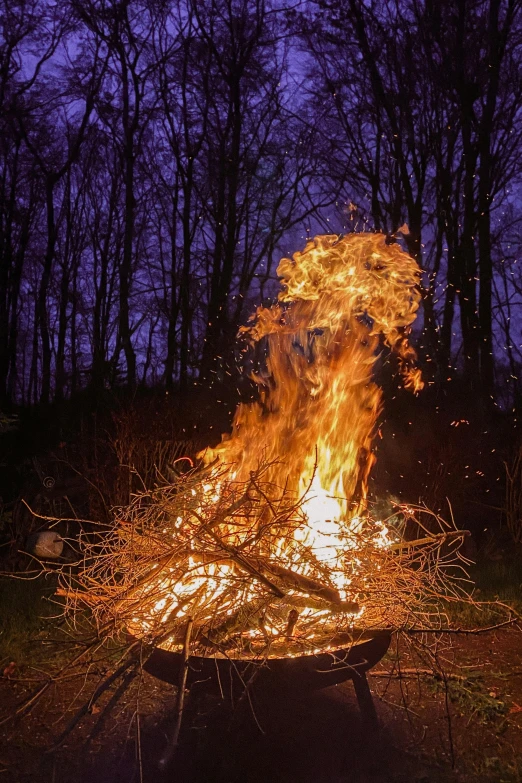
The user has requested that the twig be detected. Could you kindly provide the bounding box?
[371,668,483,682]
[376,694,420,718]
[34,463,478,661]
[285,609,299,638]
[401,616,520,635]
[0,638,107,726]
[86,665,140,745]
[158,617,193,770]
[442,666,455,767]
[47,657,139,751]
[388,529,469,551]
[190,509,286,598]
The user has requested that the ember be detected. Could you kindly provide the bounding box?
[59,233,469,659]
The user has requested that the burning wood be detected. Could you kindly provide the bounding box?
[285,609,300,638]
[57,466,469,657]
[57,233,470,659]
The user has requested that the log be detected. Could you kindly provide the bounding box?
[261,560,343,605]
[202,599,269,646]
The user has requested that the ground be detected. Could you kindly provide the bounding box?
[1,625,522,783]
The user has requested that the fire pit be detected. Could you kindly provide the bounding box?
[145,630,391,729]
[56,233,468,747]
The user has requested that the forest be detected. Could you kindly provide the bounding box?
[3,3,522,782]
[1,0,522,408]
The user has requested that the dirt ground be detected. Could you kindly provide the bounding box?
[1,628,522,783]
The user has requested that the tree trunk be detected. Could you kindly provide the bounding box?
[456,0,480,391]
[478,0,505,402]
[201,77,242,381]
[38,178,57,405]
[165,183,180,391]
[179,162,194,394]
[55,173,72,401]
[119,140,136,388]
[91,174,117,395]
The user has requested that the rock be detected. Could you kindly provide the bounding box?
[26,530,64,559]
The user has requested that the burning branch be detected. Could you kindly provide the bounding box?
[53,463,470,659]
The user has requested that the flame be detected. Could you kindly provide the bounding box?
[206,232,422,527]
[136,233,424,652]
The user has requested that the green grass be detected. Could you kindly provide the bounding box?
[0,574,59,662]
[427,675,508,724]
[471,557,522,603]
[471,754,522,783]
[444,557,522,627]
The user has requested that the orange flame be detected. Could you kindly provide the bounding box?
[206,233,423,527]
[134,234,425,650]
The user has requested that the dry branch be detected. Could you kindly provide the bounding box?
[48,657,140,751]
[388,529,469,551]
[158,617,193,770]
[50,462,471,660]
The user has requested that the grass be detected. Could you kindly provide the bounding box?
[472,754,522,783]
[0,574,59,663]
[426,675,508,725]
[472,557,522,603]
[0,572,134,678]
[444,555,522,628]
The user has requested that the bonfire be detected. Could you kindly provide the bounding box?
[60,233,469,660]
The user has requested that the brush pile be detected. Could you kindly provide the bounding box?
[57,460,470,660]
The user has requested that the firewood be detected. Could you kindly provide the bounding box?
[201,599,269,646]
[283,594,360,614]
[260,560,344,604]
[388,529,469,551]
[50,463,472,662]
[285,609,299,637]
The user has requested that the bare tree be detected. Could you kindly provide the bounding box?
[16,4,107,403]
[0,0,63,404]
[74,0,164,389]
[306,0,522,402]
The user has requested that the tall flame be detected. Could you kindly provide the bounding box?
[206,233,423,525]
[124,233,426,653]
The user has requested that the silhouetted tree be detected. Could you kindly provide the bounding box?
[1,0,522,408]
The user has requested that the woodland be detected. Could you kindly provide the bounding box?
[2,3,522,782]
[1,0,522,571]
[1,0,522,406]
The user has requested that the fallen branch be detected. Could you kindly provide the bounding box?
[370,668,483,682]
[158,617,194,770]
[388,529,470,551]
[47,656,140,752]
[401,615,521,635]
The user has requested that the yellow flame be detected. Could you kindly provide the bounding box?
[142,233,423,649]
[206,232,422,522]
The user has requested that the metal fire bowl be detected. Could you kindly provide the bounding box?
[144,630,391,695]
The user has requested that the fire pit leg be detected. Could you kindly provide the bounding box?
[352,672,379,731]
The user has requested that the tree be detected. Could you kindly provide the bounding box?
[74,0,163,389]
[0,0,62,405]
[306,0,522,402]
[15,4,107,403]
